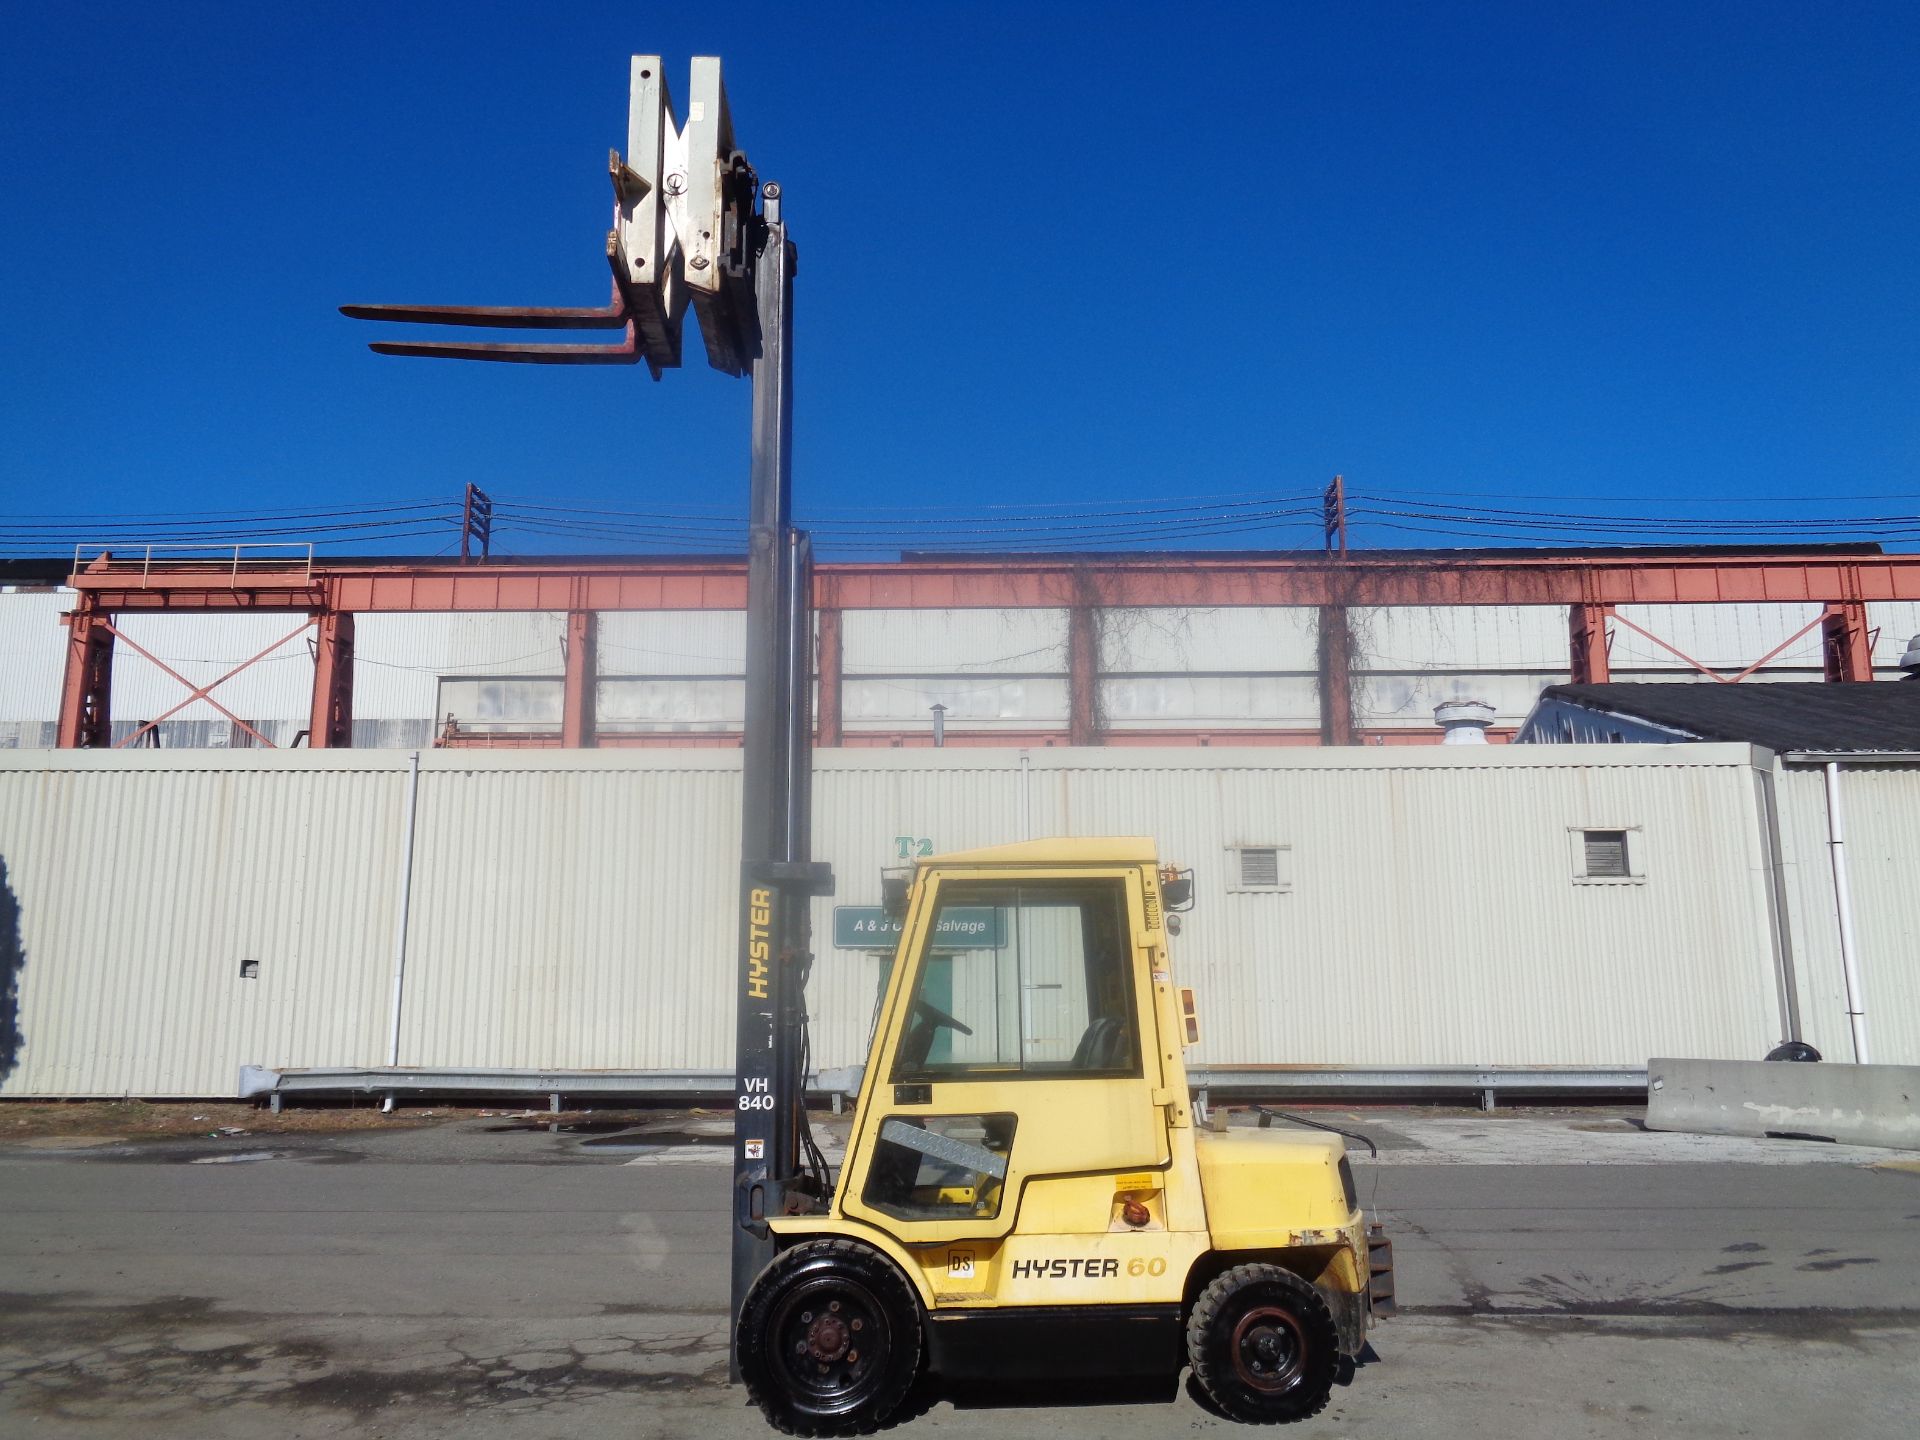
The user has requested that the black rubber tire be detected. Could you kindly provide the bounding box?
[1185,1264,1339,1424]
[737,1238,923,1437]
[1764,1041,1822,1063]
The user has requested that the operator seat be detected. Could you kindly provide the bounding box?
[1069,1016,1130,1072]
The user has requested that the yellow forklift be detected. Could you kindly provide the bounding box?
[739,839,1393,1432]
[343,50,1391,1433]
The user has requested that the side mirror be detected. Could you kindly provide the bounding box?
[880,870,911,918]
[1160,867,1195,912]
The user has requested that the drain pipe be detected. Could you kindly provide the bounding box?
[384,750,424,1105]
[1822,761,1870,1063]
[1019,750,1033,840]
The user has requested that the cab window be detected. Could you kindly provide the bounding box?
[891,880,1139,1082]
[861,1114,1016,1220]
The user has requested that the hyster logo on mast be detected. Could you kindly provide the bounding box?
[746,888,772,1000]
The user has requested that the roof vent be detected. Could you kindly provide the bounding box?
[1900,633,1920,673]
[1434,699,1495,745]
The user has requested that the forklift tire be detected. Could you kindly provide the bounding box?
[1186,1264,1339,1424]
[738,1239,923,1436]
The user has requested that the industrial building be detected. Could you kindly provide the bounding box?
[3,543,1918,753]
[1,544,1915,1101]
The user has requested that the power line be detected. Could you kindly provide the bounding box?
[0,499,453,526]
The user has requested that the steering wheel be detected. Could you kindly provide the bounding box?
[914,998,975,1036]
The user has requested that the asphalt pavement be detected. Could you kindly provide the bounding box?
[1,1108,1915,1439]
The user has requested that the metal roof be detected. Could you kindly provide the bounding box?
[927,836,1158,866]
[1539,681,1920,753]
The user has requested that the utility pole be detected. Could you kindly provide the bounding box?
[459,484,492,562]
[1322,474,1349,556]
[341,54,831,1378]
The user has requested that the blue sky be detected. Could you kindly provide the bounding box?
[2,3,1916,556]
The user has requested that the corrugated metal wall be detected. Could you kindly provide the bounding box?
[596,611,745,734]
[1773,762,1920,1066]
[840,608,1069,733]
[103,613,318,749]
[1868,602,1920,675]
[1,743,1828,1097]
[1611,603,1825,678]
[1351,605,1571,731]
[1031,749,1784,1068]
[1099,607,1320,733]
[354,612,568,746]
[0,590,72,749]
[0,754,404,1094]
[4,593,1912,751]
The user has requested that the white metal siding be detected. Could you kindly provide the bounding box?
[1351,606,1572,730]
[0,744,1803,1094]
[1358,670,1568,731]
[1097,608,1318,673]
[1774,763,1920,1065]
[1029,748,1781,1068]
[399,756,741,1070]
[107,613,317,748]
[595,611,745,676]
[841,609,1068,673]
[0,754,403,1095]
[1868,602,1920,676]
[0,590,71,748]
[1099,609,1319,731]
[839,609,1069,734]
[1611,604,1825,678]
[1355,606,1571,671]
[1100,675,1321,729]
[352,613,568,722]
[7,596,1911,751]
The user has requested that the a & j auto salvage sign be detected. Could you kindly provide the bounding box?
[832,906,1004,951]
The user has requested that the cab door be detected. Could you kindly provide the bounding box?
[840,868,1170,1244]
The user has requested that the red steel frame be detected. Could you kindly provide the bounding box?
[56,551,1916,749]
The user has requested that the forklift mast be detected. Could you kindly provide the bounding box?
[340,53,831,1377]
[729,184,834,1353]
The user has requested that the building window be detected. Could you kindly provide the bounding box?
[1570,827,1642,884]
[435,677,564,734]
[1226,845,1291,894]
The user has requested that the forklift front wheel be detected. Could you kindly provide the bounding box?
[738,1239,924,1436]
[1186,1264,1339,1424]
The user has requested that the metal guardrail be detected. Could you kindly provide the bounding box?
[241,1063,1647,1112]
[71,542,316,586]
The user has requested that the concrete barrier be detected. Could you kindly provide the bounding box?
[1647,1057,1920,1152]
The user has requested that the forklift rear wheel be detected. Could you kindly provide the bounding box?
[738,1239,923,1436]
[1186,1264,1339,1424]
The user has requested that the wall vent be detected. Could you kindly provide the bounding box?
[1227,845,1290,893]
[1571,827,1643,883]
[1583,831,1629,877]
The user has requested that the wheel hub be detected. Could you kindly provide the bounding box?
[805,1313,851,1362]
[777,1288,877,1401]
[1231,1304,1305,1392]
